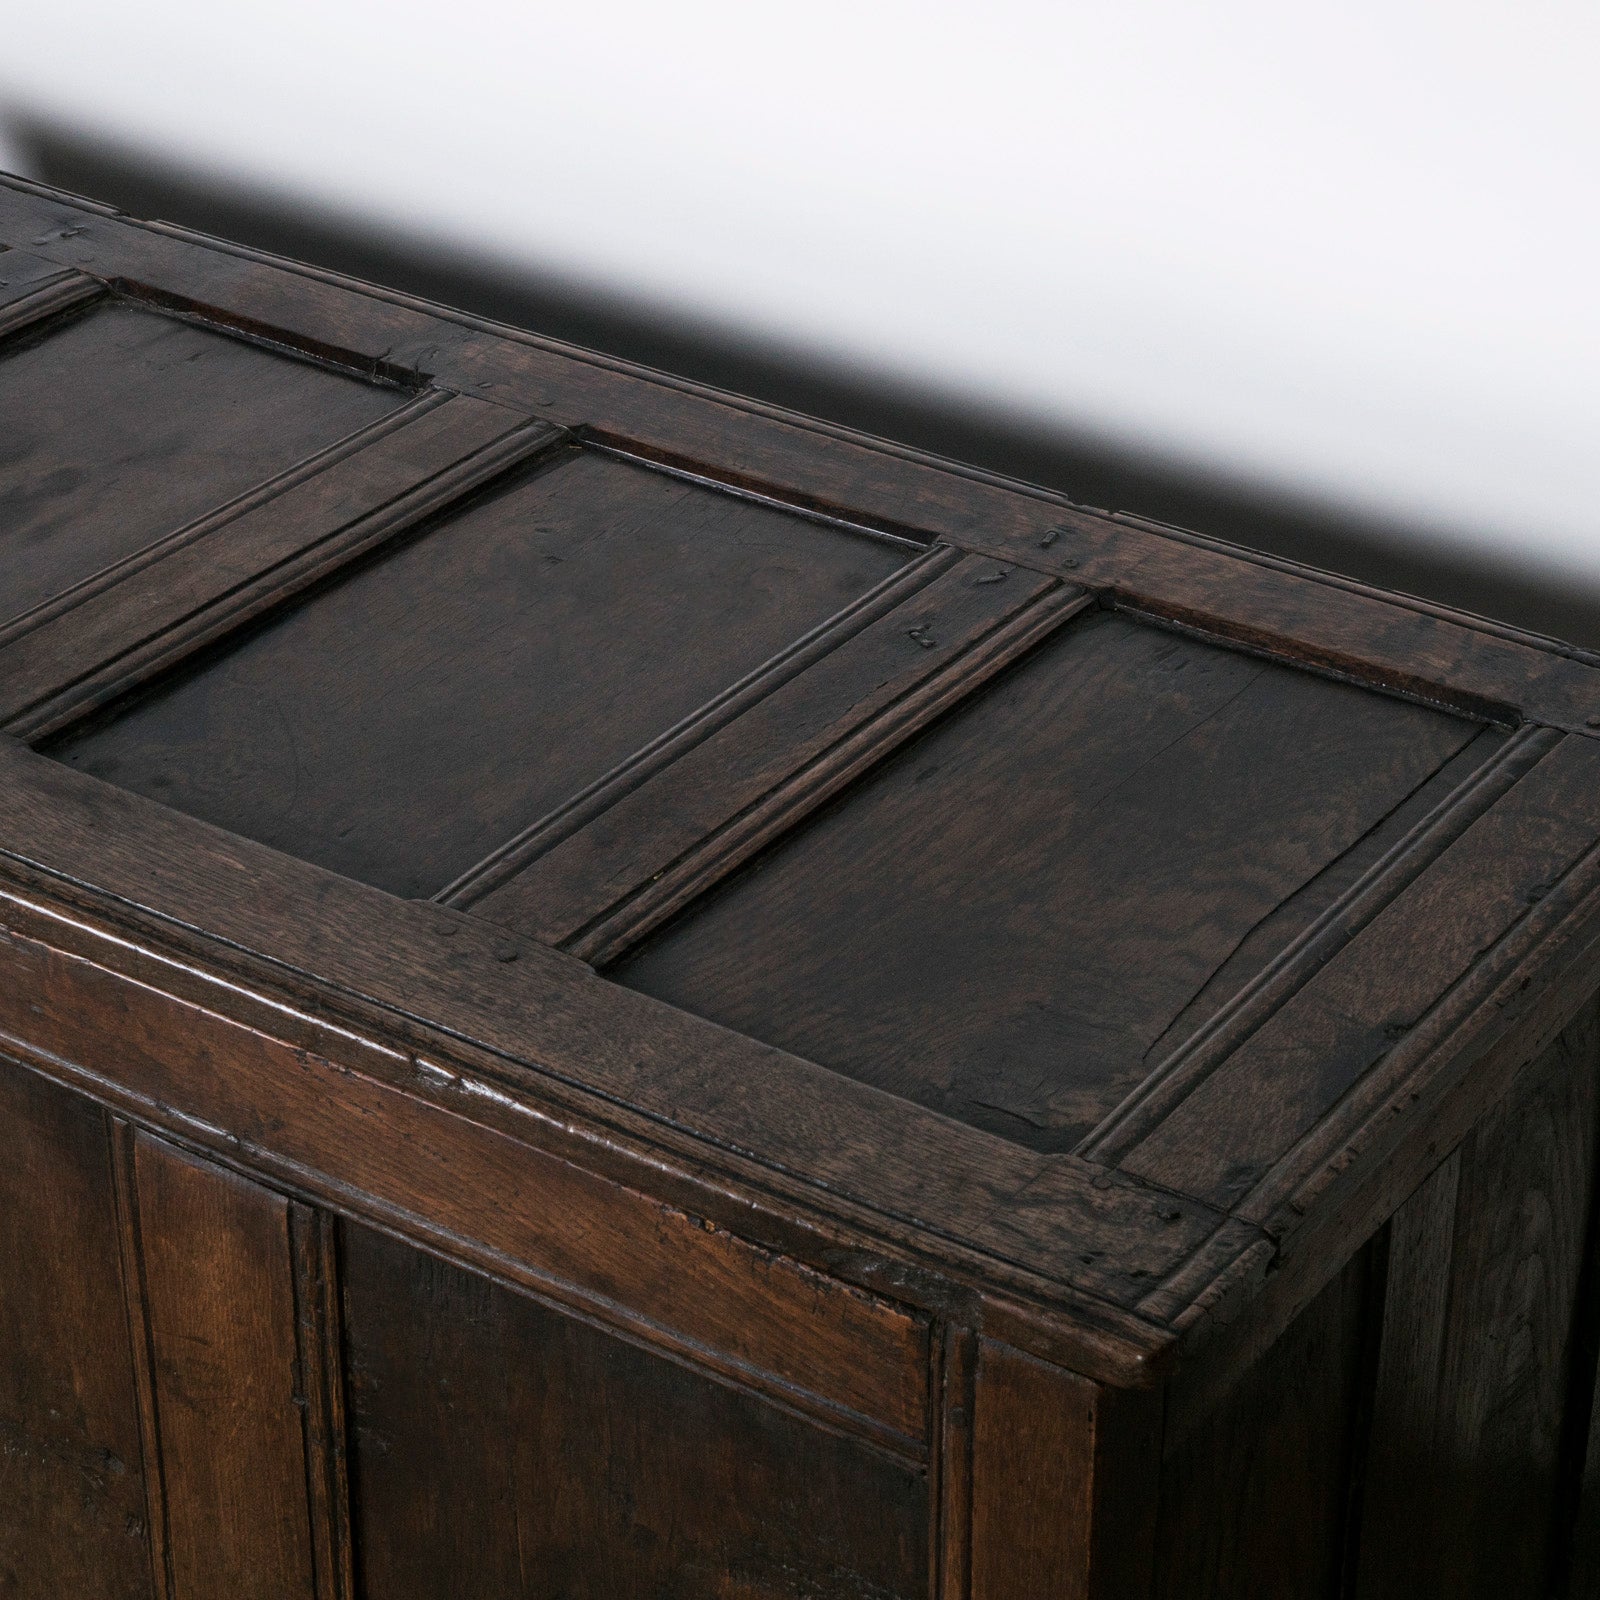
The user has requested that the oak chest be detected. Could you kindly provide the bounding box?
[3,174,1599,1600]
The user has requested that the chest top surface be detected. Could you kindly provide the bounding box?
[5,173,1600,1383]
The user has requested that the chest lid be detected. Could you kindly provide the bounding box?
[6,175,1600,1381]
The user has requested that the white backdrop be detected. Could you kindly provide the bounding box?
[3,2,1597,582]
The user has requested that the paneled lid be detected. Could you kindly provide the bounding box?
[5,174,1600,1384]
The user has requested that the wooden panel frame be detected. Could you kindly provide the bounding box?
[7,173,1600,1440]
[7,175,1600,733]
[0,247,105,339]
[0,391,564,738]
[457,549,1089,961]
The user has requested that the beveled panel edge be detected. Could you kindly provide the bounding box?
[0,912,935,1461]
[0,736,1246,1386]
[1253,813,1600,1228]
[462,559,1088,963]
[0,388,451,653]
[2,402,567,740]
[1081,722,1558,1161]
[439,543,967,907]
[1121,734,1600,1218]
[0,259,105,341]
[6,177,1600,733]
[1148,933,1600,1450]
[15,178,1600,1384]
[286,1204,356,1600]
[569,584,1089,967]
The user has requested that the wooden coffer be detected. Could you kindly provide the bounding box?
[2,174,1599,1600]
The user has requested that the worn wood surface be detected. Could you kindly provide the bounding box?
[128,1133,318,1600]
[0,250,104,341]
[1123,732,1600,1212]
[339,1218,930,1600]
[469,552,1084,960]
[620,608,1478,1150]
[9,175,1600,1599]
[0,297,400,629]
[1153,1250,1375,1600]
[0,1064,152,1599]
[1353,998,1600,1599]
[2,397,562,739]
[970,1341,1161,1600]
[0,741,1231,1381]
[10,177,1600,730]
[0,903,933,1444]
[54,445,908,897]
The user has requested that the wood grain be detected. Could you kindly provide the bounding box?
[0,904,934,1444]
[0,254,104,341]
[0,296,401,630]
[0,714,1238,1386]
[289,1206,354,1600]
[619,608,1478,1151]
[339,1217,930,1600]
[1352,998,1600,1599]
[53,445,910,899]
[9,178,1600,729]
[1153,1251,1373,1600]
[1123,733,1600,1209]
[1086,722,1545,1161]
[5,396,562,738]
[934,1326,978,1600]
[130,1133,317,1600]
[9,174,1600,1599]
[0,1063,152,1599]
[468,552,1082,960]
[971,1341,1161,1600]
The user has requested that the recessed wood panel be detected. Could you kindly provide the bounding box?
[0,301,402,625]
[1153,1251,1373,1599]
[129,1135,318,1600]
[617,611,1481,1151]
[0,1064,152,1600]
[1353,998,1600,1600]
[339,1220,929,1600]
[53,449,908,898]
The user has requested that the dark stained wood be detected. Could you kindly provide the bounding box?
[10,179,1600,730]
[619,608,1478,1150]
[1124,732,1600,1211]
[1152,873,1600,1450]
[934,1326,978,1600]
[1574,1379,1600,1599]
[2,396,563,738]
[0,899,935,1442]
[970,1340,1163,1600]
[0,726,1235,1385]
[1153,1250,1374,1600]
[0,1064,152,1600]
[54,446,910,899]
[10,174,1600,1600]
[128,1133,317,1600]
[468,552,1085,960]
[1086,722,1541,1162]
[289,1206,355,1600]
[1353,997,1600,1599]
[1111,724,1516,1086]
[0,251,104,340]
[0,297,402,630]
[339,1218,930,1600]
